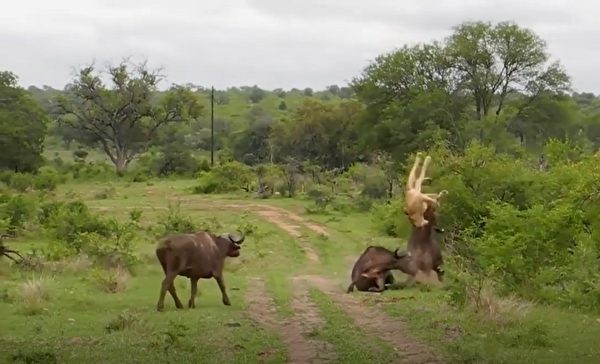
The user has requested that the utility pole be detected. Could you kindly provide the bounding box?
[210,86,214,166]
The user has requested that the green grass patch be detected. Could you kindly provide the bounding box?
[308,287,401,362]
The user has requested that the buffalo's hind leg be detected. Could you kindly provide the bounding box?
[168,280,184,309]
[188,278,199,308]
[157,271,183,311]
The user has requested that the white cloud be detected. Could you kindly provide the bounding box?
[0,0,598,92]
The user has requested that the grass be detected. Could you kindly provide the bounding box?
[1,178,599,363]
[308,287,401,362]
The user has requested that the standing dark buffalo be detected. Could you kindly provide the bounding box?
[346,246,417,293]
[155,230,244,311]
[406,204,444,283]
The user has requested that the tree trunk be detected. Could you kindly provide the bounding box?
[115,156,128,176]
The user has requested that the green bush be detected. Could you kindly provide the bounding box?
[406,139,600,313]
[156,202,196,236]
[370,199,411,238]
[1,193,37,234]
[306,184,334,212]
[33,167,65,191]
[39,200,112,246]
[8,173,33,192]
[37,201,140,267]
[193,161,253,194]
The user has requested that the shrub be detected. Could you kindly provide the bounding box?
[40,200,111,246]
[105,309,140,333]
[33,167,65,191]
[370,199,411,238]
[155,147,201,177]
[93,266,130,293]
[8,173,33,192]
[254,163,281,198]
[1,193,37,234]
[156,202,196,236]
[411,140,600,313]
[193,161,254,194]
[306,184,334,212]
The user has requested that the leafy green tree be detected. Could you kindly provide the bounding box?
[0,71,48,172]
[232,106,273,165]
[271,99,362,169]
[326,85,340,96]
[56,60,203,174]
[247,85,265,104]
[447,21,570,119]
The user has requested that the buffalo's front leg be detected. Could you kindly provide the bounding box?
[214,275,231,306]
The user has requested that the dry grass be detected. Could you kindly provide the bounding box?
[18,276,52,315]
[45,255,93,274]
[469,286,533,325]
[64,255,93,273]
[94,266,130,293]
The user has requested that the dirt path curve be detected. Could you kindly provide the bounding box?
[225,203,324,263]
[246,277,336,363]
[224,203,329,238]
[299,274,445,364]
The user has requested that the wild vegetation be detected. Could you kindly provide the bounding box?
[1,20,600,363]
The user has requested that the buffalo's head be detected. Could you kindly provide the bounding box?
[218,231,245,257]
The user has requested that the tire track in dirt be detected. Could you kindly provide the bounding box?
[299,274,445,364]
[246,277,336,363]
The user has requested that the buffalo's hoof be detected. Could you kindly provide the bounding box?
[223,298,231,306]
[156,305,164,312]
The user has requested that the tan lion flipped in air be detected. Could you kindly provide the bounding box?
[403,152,447,228]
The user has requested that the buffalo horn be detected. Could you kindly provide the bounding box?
[228,231,245,244]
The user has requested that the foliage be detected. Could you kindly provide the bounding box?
[306,184,335,212]
[105,309,140,333]
[156,202,196,236]
[1,193,37,235]
[193,160,253,194]
[351,21,572,161]
[93,266,131,293]
[253,163,281,198]
[55,60,203,174]
[0,71,48,173]
[426,140,600,312]
[40,201,112,245]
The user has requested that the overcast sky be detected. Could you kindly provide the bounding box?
[1,0,598,93]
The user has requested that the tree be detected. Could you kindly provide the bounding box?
[351,21,571,160]
[271,99,362,169]
[247,86,265,104]
[0,71,48,172]
[56,60,203,174]
[232,106,273,165]
[447,21,570,119]
[326,84,340,96]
